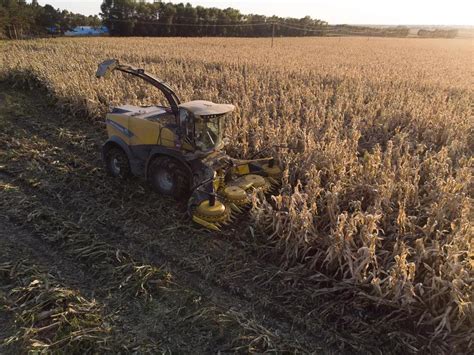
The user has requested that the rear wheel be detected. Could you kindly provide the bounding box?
[149,156,190,199]
[104,146,131,178]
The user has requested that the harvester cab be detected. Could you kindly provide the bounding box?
[96,59,281,230]
[178,100,233,153]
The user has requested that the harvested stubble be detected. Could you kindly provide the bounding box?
[0,178,171,301]
[0,261,111,352]
[1,37,472,351]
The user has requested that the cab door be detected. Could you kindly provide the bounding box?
[179,108,195,151]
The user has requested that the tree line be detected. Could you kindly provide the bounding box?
[417,29,458,38]
[0,0,101,39]
[329,24,410,37]
[0,1,459,40]
[100,0,328,37]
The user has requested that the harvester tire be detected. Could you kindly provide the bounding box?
[104,146,132,179]
[149,156,190,199]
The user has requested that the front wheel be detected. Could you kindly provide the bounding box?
[104,146,131,178]
[149,156,190,199]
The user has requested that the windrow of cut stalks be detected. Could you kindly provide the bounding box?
[1,37,472,351]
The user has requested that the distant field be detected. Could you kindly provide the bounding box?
[1,37,472,353]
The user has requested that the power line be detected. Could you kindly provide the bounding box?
[277,23,326,33]
[106,18,271,27]
[106,18,329,32]
[103,18,394,38]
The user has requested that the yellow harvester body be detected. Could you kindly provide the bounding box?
[97,59,281,231]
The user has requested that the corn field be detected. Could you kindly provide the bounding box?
[1,37,472,351]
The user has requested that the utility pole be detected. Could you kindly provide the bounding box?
[271,22,275,48]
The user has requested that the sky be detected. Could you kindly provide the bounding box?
[38,0,473,26]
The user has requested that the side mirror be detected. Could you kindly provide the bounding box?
[96,59,119,78]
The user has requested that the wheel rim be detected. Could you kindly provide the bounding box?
[155,169,173,192]
[111,157,121,175]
